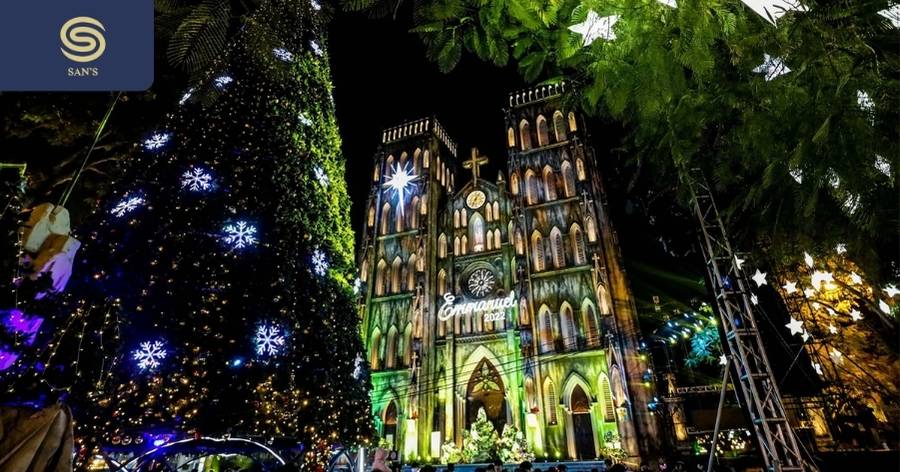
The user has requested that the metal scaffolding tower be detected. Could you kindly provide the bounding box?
[684,168,816,472]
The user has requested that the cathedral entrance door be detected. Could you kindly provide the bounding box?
[383,401,398,450]
[570,385,596,459]
[466,358,506,433]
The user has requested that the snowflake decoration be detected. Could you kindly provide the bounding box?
[181,167,213,192]
[836,243,847,254]
[875,155,891,178]
[179,88,194,105]
[569,10,619,45]
[309,40,324,57]
[467,268,496,297]
[753,54,791,81]
[133,340,167,371]
[352,353,364,379]
[273,47,294,62]
[842,194,861,215]
[789,168,803,184]
[312,249,329,276]
[314,166,329,187]
[223,221,258,249]
[310,0,321,10]
[143,132,172,151]
[254,324,286,356]
[352,277,362,295]
[214,74,234,89]
[740,0,807,25]
[111,195,145,217]
[298,113,313,127]
[857,90,874,113]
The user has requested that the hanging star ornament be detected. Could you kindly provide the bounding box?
[569,10,619,46]
[879,300,891,314]
[785,317,804,336]
[835,243,847,254]
[849,309,863,322]
[879,4,900,28]
[751,269,767,287]
[810,270,834,288]
[827,324,838,335]
[830,348,843,363]
[741,0,807,25]
[734,256,746,270]
[803,288,816,298]
[883,284,900,298]
[750,294,759,305]
[813,363,823,376]
[719,354,728,366]
[801,330,810,342]
[753,54,792,81]
[782,281,798,295]
[849,272,862,285]
[803,252,814,268]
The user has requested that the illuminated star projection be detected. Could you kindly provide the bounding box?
[254,325,286,357]
[143,132,172,151]
[214,74,234,89]
[133,340,167,371]
[312,249,329,276]
[741,0,807,25]
[753,54,791,81]
[273,47,294,62]
[383,162,417,216]
[223,221,258,250]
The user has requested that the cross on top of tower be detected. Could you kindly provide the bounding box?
[463,147,489,183]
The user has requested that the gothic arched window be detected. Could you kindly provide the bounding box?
[403,324,413,367]
[493,229,501,249]
[423,150,430,168]
[576,158,587,181]
[454,209,460,228]
[553,110,567,142]
[391,257,402,293]
[568,111,578,131]
[486,203,494,222]
[385,155,395,176]
[560,302,577,350]
[470,212,485,252]
[570,224,586,264]
[507,127,516,148]
[539,305,554,353]
[561,160,576,198]
[519,119,532,151]
[598,284,613,315]
[586,215,598,242]
[599,374,615,421]
[360,257,369,282]
[454,236,461,256]
[515,229,525,255]
[413,148,421,172]
[407,255,417,291]
[438,234,447,258]
[550,227,565,268]
[493,202,500,220]
[380,202,391,235]
[438,269,447,294]
[510,172,520,195]
[375,259,387,296]
[385,326,398,369]
[536,115,550,147]
[519,297,530,325]
[583,300,600,347]
[368,205,375,227]
[394,205,404,232]
[543,165,557,201]
[461,208,468,227]
[531,231,545,271]
[370,328,382,370]
[544,378,558,424]
[461,235,468,255]
[409,196,419,228]
[525,169,539,205]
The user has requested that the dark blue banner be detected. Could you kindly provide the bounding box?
[0,0,153,91]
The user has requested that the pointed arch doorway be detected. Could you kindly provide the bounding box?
[570,385,596,459]
[383,401,398,450]
[466,358,506,432]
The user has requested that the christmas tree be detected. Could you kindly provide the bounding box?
[3,0,371,465]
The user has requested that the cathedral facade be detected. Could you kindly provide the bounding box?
[357,84,660,463]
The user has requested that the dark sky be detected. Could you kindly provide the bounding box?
[328,10,525,232]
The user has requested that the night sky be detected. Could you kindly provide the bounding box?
[328,10,525,233]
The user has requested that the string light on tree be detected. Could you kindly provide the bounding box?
[569,10,619,45]
[143,132,172,151]
[133,340,167,371]
[753,54,791,81]
[181,167,213,192]
[254,325,286,357]
[383,162,417,216]
[111,195,145,218]
[222,221,258,250]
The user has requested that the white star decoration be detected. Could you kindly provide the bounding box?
[836,243,847,254]
[803,288,816,298]
[801,330,810,342]
[753,54,792,81]
[569,10,619,46]
[786,317,804,335]
[751,269,767,287]
[750,294,759,305]
[879,5,900,28]
[849,309,863,322]
[830,348,843,363]
[782,281,798,295]
[879,300,891,314]
[810,270,834,288]
[813,363,823,375]
[719,354,728,366]
[734,256,746,270]
[803,252,814,268]
[741,0,807,25]
[849,272,862,285]
[883,284,900,298]
[657,0,677,7]
[827,324,838,335]
[314,166,329,187]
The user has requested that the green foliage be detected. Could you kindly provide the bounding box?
[440,408,534,463]
[462,408,500,462]
[353,0,900,281]
[684,323,722,368]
